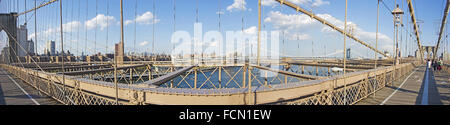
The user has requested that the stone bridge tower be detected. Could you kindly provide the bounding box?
[0,13,18,63]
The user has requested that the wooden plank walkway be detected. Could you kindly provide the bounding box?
[357,65,450,105]
[0,68,60,105]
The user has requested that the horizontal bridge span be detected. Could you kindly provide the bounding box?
[142,65,196,87]
[252,65,324,80]
[287,61,375,69]
[63,64,148,75]
[0,61,417,105]
[37,64,111,71]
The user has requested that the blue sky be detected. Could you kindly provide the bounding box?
[0,0,449,58]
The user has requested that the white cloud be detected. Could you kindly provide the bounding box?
[261,0,330,7]
[265,11,393,51]
[315,13,393,51]
[139,41,149,46]
[63,21,82,32]
[289,0,312,5]
[265,11,317,31]
[29,21,82,40]
[85,14,116,30]
[264,11,317,40]
[287,33,311,40]
[124,20,134,26]
[125,11,159,26]
[244,26,257,35]
[261,0,278,7]
[312,0,330,7]
[216,10,224,15]
[227,0,247,12]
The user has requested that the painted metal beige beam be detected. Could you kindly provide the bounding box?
[37,64,110,71]
[1,62,414,105]
[274,0,390,58]
[433,0,450,60]
[141,63,413,105]
[252,65,324,80]
[15,0,59,17]
[143,65,196,87]
[288,61,374,69]
[63,64,147,75]
[406,0,424,60]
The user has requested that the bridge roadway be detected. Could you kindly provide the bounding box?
[0,68,60,105]
[357,65,450,105]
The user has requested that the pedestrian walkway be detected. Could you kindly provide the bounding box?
[357,65,450,105]
[0,68,60,105]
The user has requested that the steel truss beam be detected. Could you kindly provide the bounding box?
[252,65,324,80]
[406,0,424,60]
[63,64,147,75]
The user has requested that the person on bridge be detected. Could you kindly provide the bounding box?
[427,60,432,69]
[431,61,436,70]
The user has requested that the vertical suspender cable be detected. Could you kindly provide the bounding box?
[77,0,81,58]
[242,0,245,61]
[376,0,379,69]
[34,0,37,55]
[70,0,74,55]
[95,0,98,57]
[374,0,380,98]
[343,0,348,105]
[218,0,222,63]
[152,0,155,57]
[59,0,66,103]
[196,0,199,23]
[85,0,88,59]
[117,0,124,105]
[106,0,109,57]
[133,0,137,63]
[401,0,404,60]
[257,0,261,66]
[173,0,176,51]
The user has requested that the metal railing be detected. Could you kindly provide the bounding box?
[0,61,420,105]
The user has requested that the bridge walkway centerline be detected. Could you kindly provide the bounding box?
[0,68,61,105]
[356,65,450,105]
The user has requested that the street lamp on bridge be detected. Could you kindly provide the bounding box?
[392,4,404,65]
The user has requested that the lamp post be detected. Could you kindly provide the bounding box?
[392,4,404,65]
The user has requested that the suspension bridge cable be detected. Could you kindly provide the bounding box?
[84,0,88,57]
[343,0,348,105]
[95,0,98,56]
[58,0,66,101]
[173,0,176,52]
[70,0,74,55]
[133,0,137,63]
[218,0,222,62]
[34,0,37,54]
[152,0,155,56]
[106,0,110,56]
[381,0,392,13]
[77,0,81,57]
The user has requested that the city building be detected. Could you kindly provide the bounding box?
[44,40,55,56]
[17,24,34,57]
[346,48,351,59]
[415,49,423,59]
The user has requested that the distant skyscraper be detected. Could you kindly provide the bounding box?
[45,40,55,56]
[346,48,351,59]
[17,25,28,57]
[27,39,34,55]
[115,42,124,64]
